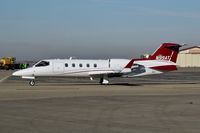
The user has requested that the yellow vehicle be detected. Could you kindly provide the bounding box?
[0,57,16,70]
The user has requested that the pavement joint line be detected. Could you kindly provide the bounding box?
[0,75,11,83]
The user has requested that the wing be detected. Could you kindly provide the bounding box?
[89,70,122,78]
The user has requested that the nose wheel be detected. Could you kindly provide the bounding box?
[29,80,35,86]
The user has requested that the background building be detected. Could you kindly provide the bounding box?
[177,46,200,67]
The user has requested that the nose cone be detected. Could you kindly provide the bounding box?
[12,68,34,77]
[12,70,23,76]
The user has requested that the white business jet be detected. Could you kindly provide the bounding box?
[13,43,181,86]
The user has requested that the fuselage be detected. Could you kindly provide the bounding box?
[13,59,131,78]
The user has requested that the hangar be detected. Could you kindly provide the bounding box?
[177,46,200,67]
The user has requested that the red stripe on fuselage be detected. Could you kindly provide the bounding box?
[150,65,177,71]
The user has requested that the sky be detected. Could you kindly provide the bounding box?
[0,0,200,60]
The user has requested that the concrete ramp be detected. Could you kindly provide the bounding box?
[0,71,13,83]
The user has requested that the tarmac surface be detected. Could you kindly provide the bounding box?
[0,69,200,133]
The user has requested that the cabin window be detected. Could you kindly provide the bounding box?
[65,63,68,67]
[35,61,49,67]
[72,63,75,67]
[79,64,83,67]
[94,64,97,68]
[86,64,90,68]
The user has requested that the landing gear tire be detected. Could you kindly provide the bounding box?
[100,78,103,85]
[29,80,35,86]
[99,78,109,85]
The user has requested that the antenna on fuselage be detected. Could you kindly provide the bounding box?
[69,56,77,60]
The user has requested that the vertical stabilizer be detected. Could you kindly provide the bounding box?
[148,43,181,63]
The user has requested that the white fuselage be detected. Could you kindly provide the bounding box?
[14,59,131,78]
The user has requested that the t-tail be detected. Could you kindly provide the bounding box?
[148,43,182,63]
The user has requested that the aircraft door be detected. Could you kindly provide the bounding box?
[53,62,64,73]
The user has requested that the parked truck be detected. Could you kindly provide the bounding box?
[0,57,29,70]
[0,57,15,70]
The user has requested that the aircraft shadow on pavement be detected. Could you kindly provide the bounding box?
[34,82,142,87]
[108,83,142,86]
[31,82,198,88]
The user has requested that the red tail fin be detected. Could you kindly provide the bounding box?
[148,43,181,63]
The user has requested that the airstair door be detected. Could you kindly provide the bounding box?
[53,62,64,73]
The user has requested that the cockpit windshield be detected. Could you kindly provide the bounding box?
[35,61,50,67]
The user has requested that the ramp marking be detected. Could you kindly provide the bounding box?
[0,76,10,83]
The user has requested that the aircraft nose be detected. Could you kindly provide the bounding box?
[12,70,22,76]
[12,68,34,77]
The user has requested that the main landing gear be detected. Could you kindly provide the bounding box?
[99,77,109,85]
[29,80,35,86]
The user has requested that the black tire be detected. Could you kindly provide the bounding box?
[99,78,103,85]
[29,80,35,86]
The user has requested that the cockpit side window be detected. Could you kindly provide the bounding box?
[35,61,50,67]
